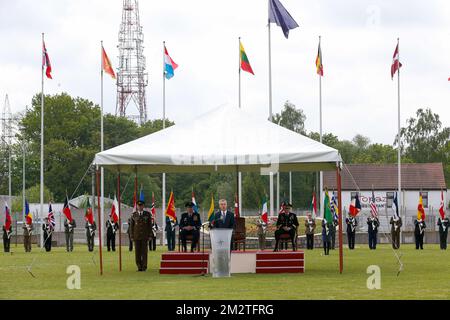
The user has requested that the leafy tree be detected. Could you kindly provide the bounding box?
[12,184,53,213]
[272,101,307,134]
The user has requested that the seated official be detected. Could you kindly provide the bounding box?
[179,201,201,252]
[274,201,299,252]
[210,199,235,229]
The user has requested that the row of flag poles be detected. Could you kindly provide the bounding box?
[34,1,446,247]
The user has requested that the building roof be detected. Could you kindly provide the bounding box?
[324,163,446,191]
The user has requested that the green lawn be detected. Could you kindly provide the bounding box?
[1,244,449,300]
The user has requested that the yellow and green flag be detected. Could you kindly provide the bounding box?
[207,195,215,222]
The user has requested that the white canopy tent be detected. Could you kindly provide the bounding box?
[93,104,342,172]
[92,105,345,274]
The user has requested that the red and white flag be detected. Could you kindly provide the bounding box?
[234,193,240,218]
[311,189,317,218]
[391,43,402,79]
[151,192,156,219]
[439,190,446,219]
[42,40,52,79]
[111,196,119,223]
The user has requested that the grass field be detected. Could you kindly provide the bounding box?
[1,243,449,300]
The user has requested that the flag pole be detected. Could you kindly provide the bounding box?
[96,167,103,275]
[118,170,122,272]
[268,18,274,217]
[100,41,105,249]
[319,35,324,218]
[40,32,45,248]
[397,38,402,239]
[238,37,242,214]
[162,41,166,247]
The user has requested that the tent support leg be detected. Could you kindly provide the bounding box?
[337,163,343,274]
[96,167,103,275]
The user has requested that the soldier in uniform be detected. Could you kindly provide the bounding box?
[64,218,76,252]
[129,198,152,271]
[106,216,119,252]
[389,216,402,249]
[149,216,159,251]
[274,202,299,252]
[179,201,201,252]
[346,216,357,249]
[2,225,12,253]
[23,221,33,252]
[330,215,338,250]
[42,217,53,252]
[256,216,267,250]
[305,213,316,250]
[367,215,380,250]
[414,218,426,250]
[165,215,178,251]
[85,220,96,252]
[127,217,133,252]
[322,218,332,255]
[437,215,449,250]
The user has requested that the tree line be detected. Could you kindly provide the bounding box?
[1,93,448,212]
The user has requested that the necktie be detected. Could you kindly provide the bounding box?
[222,211,226,222]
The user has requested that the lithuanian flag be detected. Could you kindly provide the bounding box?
[240,40,254,75]
[165,191,177,222]
[417,193,426,220]
[207,195,215,222]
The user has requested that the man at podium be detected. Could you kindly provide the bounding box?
[210,199,235,229]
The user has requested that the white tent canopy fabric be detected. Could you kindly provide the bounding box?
[93,105,342,173]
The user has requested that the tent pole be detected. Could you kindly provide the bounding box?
[96,166,103,275]
[337,163,343,274]
[118,170,122,272]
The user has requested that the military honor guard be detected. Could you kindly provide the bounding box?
[274,201,298,252]
[322,219,332,255]
[149,215,159,251]
[129,198,152,271]
[414,218,426,250]
[437,215,449,250]
[390,216,402,249]
[438,191,448,250]
[127,217,133,252]
[3,203,12,253]
[2,225,12,253]
[305,213,316,250]
[330,215,338,250]
[256,214,267,251]
[106,215,119,252]
[367,214,380,250]
[42,217,54,252]
[346,216,357,249]
[64,217,76,252]
[179,201,201,252]
[85,220,96,252]
[23,220,33,253]
[165,215,178,251]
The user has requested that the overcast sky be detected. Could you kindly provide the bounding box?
[1,0,449,145]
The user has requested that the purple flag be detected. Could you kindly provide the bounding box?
[269,0,299,39]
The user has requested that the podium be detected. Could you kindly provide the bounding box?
[209,229,233,277]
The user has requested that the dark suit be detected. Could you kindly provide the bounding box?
[165,216,178,251]
[129,210,152,271]
[346,216,357,249]
[127,218,133,251]
[106,220,119,251]
[367,216,380,250]
[414,219,426,250]
[437,217,449,250]
[211,210,235,229]
[274,212,299,251]
[179,213,201,252]
[2,226,11,253]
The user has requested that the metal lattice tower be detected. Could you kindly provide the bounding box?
[116,0,148,125]
[1,94,12,148]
